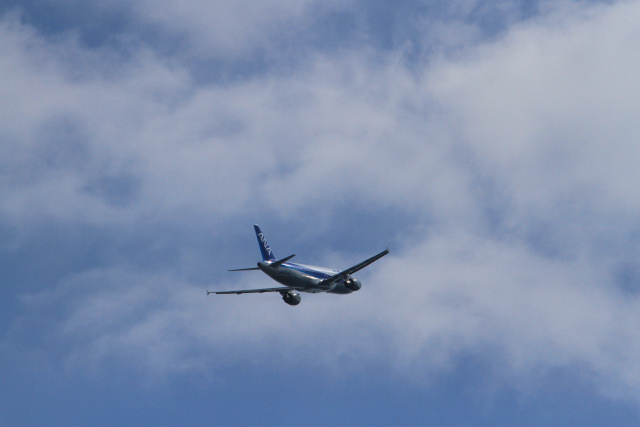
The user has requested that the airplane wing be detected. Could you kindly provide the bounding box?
[207,286,298,295]
[317,248,389,288]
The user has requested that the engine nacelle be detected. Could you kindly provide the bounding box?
[281,290,301,306]
[344,277,362,291]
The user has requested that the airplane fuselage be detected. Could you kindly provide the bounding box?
[258,261,355,294]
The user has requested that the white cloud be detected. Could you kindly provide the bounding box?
[429,0,640,216]
[5,0,640,405]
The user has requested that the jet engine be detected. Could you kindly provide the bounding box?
[281,290,301,306]
[344,277,362,291]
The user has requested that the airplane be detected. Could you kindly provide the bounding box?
[207,225,389,305]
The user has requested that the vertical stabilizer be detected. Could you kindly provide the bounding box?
[254,225,277,261]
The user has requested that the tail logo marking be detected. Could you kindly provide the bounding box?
[258,233,271,256]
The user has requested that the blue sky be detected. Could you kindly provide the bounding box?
[3,0,640,425]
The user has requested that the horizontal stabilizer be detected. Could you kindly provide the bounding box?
[228,267,260,272]
[270,254,296,267]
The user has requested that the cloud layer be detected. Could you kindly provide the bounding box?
[4,0,640,409]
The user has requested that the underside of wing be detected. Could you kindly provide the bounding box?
[207,286,297,295]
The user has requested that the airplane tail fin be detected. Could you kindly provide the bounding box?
[254,225,277,261]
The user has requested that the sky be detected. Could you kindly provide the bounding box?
[3,0,640,425]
